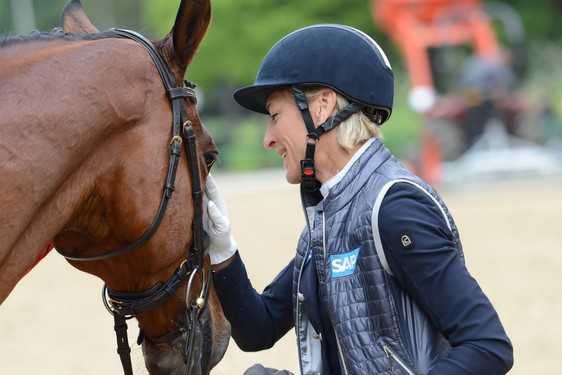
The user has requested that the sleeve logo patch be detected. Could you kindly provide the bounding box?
[330,247,360,277]
[398,230,415,250]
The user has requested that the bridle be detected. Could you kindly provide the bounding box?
[55,28,211,375]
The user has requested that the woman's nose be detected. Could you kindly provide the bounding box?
[263,123,277,150]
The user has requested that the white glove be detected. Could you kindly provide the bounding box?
[203,174,238,265]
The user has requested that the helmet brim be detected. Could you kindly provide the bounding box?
[233,84,291,115]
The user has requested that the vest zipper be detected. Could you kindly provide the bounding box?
[295,205,316,375]
[295,245,309,375]
[320,210,350,375]
[383,345,415,375]
[322,211,327,260]
[334,332,350,375]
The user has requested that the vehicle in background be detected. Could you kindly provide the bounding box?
[372,0,561,184]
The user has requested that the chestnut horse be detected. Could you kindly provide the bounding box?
[0,0,229,374]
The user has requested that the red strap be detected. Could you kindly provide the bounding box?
[26,242,54,275]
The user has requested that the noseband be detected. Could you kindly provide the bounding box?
[56,28,210,375]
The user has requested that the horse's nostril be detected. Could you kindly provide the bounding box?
[143,338,188,375]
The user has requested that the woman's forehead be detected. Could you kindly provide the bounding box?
[266,89,294,111]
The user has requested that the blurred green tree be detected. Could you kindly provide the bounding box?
[1,0,561,95]
[141,0,384,107]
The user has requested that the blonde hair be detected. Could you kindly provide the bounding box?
[303,87,381,152]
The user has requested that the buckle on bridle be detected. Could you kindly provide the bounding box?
[170,135,183,145]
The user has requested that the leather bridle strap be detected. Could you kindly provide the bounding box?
[103,250,210,375]
[114,314,134,375]
[56,28,208,375]
[104,261,190,316]
[55,28,198,262]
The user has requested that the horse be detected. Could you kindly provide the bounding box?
[0,0,230,374]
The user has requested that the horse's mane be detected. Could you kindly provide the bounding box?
[0,27,116,49]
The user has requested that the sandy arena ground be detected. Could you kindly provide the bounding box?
[1,169,561,374]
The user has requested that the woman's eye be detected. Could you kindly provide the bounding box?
[204,153,218,171]
[270,113,278,121]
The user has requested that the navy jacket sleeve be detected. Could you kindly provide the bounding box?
[212,251,294,352]
[379,183,513,374]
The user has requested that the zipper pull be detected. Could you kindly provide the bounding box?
[311,332,323,341]
[383,345,396,375]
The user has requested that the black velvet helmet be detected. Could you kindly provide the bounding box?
[233,24,394,124]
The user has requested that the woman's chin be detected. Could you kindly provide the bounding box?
[285,171,301,185]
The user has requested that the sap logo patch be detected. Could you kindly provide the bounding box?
[330,247,360,278]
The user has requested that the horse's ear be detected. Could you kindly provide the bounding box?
[60,0,100,34]
[160,0,211,79]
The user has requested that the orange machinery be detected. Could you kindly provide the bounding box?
[373,0,503,111]
[372,0,528,184]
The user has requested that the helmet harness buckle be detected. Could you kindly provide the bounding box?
[292,85,363,192]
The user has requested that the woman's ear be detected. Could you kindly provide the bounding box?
[312,89,338,125]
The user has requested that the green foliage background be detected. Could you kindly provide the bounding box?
[1,0,561,170]
[141,0,381,93]
[2,0,561,93]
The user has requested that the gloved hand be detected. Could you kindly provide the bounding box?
[203,174,238,265]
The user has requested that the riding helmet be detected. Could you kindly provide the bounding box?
[233,24,394,124]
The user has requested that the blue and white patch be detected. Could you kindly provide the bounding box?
[330,247,360,278]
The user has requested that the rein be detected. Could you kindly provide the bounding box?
[55,28,209,375]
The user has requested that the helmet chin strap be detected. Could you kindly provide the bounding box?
[292,85,362,192]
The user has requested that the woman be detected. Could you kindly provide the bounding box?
[204,24,513,375]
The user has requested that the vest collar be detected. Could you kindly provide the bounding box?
[320,138,376,198]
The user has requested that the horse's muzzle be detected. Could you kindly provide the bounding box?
[142,307,229,375]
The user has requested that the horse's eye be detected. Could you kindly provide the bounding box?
[204,153,218,171]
